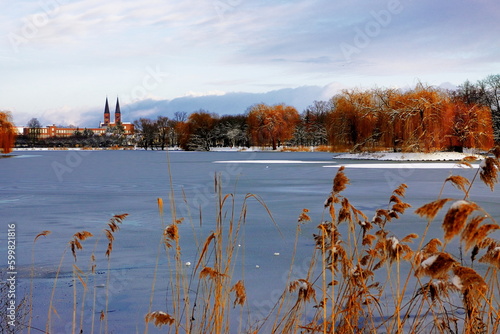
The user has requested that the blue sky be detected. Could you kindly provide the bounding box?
[1,0,499,127]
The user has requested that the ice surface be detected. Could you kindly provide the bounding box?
[1,150,498,332]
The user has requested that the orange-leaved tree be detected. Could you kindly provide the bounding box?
[392,84,449,152]
[247,103,300,150]
[184,110,218,151]
[0,111,16,154]
[324,84,495,152]
[447,101,494,151]
[327,89,376,151]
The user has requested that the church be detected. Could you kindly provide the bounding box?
[22,97,134,138]
[99,97,134,135]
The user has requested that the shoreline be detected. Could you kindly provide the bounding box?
[7,147,488,161]
[333,151,486,161]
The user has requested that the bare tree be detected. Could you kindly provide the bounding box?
[478,75,500,142]
[156,116,170,150]
[173,111,188,123]
[26,118,42,147]
[133,118,158,150]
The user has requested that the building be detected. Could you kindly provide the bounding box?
[99,97,134,134]
[22,97,134,138]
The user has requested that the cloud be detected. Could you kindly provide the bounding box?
[182,90,227,97]
[71,85,337,127]
[206,0,500,80]
[1,0,498,126]
[4,0,498,74]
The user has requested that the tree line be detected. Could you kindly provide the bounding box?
[325,84,494,152]
[131,76,499,152]
[3,74,500,153]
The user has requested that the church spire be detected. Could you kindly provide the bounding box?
[115,97,121,124]
[104,97,110,125]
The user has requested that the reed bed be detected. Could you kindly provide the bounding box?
[9,148,500,333]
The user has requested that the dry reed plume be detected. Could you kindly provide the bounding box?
[145,311,175,327]
[445,175,471,195]
[442,200,479,242]
[480,157,500,191]
[22,148,500,334]
[415,198,453,221]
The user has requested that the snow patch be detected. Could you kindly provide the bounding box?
[450,200,471,210]
[323,163,479,169]
[388,237,399,250]
[298,280,308,290]
[420,255,438,268]
[452,275,463,290]
[334,152,484,161]
[213,160,334,164]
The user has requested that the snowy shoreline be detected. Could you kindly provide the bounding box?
[333,151,485,161]
[9,147,487,162]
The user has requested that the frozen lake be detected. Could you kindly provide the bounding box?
[1,150,499,333]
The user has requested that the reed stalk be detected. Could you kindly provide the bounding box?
[46,247,67,333]
[29,151,500,334]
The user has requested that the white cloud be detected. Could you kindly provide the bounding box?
[182,90,227,98]
[1,0,499,124]
[320,82,346,100]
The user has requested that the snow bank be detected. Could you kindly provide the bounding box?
[323,163,479,169]
[213,160,334,164]
[210,146,277,152]
[333,151,485,161]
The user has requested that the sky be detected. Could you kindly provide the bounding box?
[1,0,499,127]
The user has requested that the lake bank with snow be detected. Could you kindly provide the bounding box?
[333,151,486,161]
[9,146,490,162]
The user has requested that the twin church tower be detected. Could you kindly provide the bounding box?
[20,97,133,139]
[100,97,134,134]
[103,97,121,125]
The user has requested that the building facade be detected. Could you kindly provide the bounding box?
[22,97,134,138]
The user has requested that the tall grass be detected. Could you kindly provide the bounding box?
[12,148,500,333]
[144,174,280,333]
